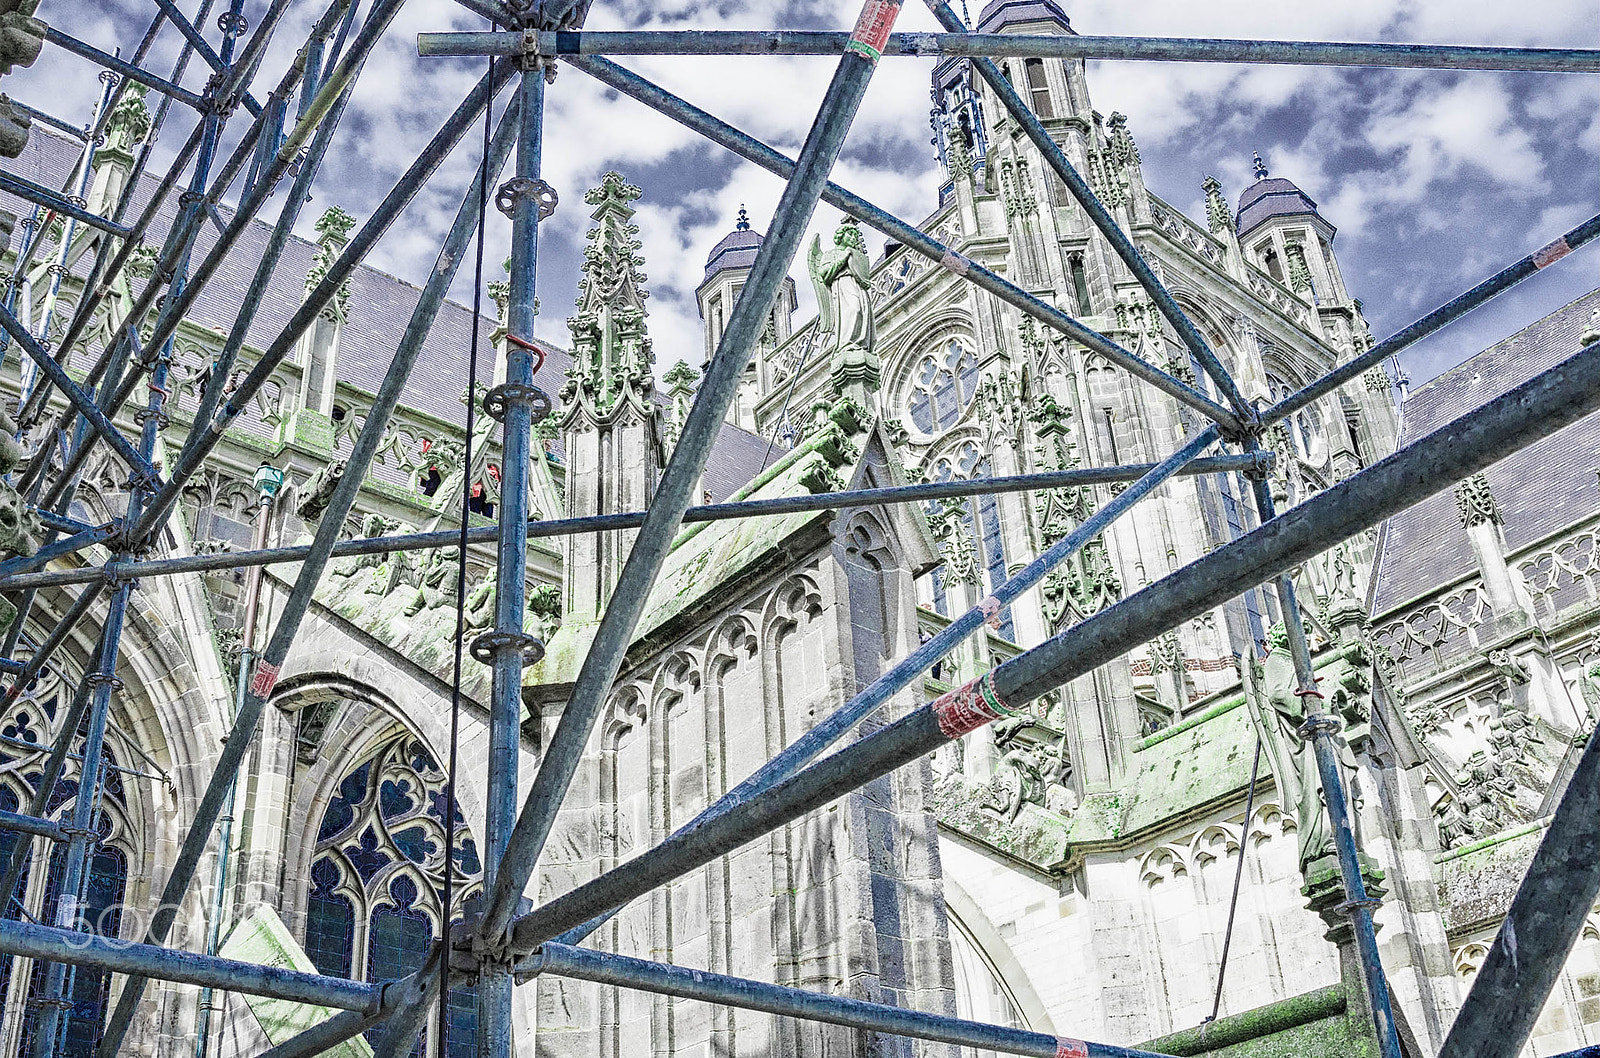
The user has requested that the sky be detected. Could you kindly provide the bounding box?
[16,0,1599,391]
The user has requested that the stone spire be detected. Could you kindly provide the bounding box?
[561,171,663,622]
[306,205,355,324]
[103,82,152,157]
[1201,174,1231,235]
[564,170,654,418]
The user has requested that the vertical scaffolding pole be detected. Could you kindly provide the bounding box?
[472,0,909,954]
[25,0,236,1038]
[479,60,546,1058]
[94,74,520,1058]
[1245,469,1403,1058]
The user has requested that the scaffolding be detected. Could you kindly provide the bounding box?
[0,1,1593,1057]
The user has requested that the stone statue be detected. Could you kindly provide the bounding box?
[463,572,496,631]
[808,217,878,405]
[331,513,396,583]
[0,402,38,563]
[0,0,43,158]
[403,546,461,618]
[1254,622,1362,871]
[296,461,346,521]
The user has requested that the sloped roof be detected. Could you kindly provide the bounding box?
[1236,175,1329,241]
[701,224,763,285]
[1370,287,1600,615]
[975,0,1071,32]
[3,125,774,503]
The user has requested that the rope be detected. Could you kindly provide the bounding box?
[1205,734,1262,1028]
[439,27,495,1058]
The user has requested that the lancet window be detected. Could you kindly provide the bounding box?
[305,731,483,1058]
[0,667,132,1058]
[908,336,981,436]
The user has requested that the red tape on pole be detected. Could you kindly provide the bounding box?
[846,0,901,61]
[930,671,1013,739]
[1055,1039,1089,1058]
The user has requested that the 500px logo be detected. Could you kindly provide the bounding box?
[40,899,275,952]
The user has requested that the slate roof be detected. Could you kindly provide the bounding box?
[1369,287,1600,615]
[975,0,1071,32]
[3,125,773,500]
[1236,175,1330,241]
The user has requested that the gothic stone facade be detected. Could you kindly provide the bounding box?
[0,1,1597,1056]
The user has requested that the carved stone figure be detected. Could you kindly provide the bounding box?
[808,217,878,406]
[1254,622,1362,871]
[403,546,461,618]
[0,402,38,563]
[296,461,346,521]
[0,0,44,158]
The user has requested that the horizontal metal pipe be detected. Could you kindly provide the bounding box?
[566,54,1240,431]
[417,30,1600,72]
[0,525,116,579]
[0,731,170,784]
[0,918,381,1010]
[8,100,87,140]
[0,659,20,674]
[0,455,1267,591]
[0,171,131,238]
[1266,212,1600,425]
[504,337,1600,951]
[530,942,1169,1058]
[42,26,208,109]
[0,809,63,842]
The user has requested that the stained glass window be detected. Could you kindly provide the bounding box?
[0,664,132,1058]
[908,337,981,436]
[309,732,483,1058]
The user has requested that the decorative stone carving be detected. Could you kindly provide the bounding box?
[808,216,878,407]
[564,171,655,420]
[1453,473,1501,528]
[0,0,44,158]
[103,82,152,155]
[402,546,461,618]
[1253,621,1365,871]
[928,495,980,587]
[295,461,346,521]
[306,206,355,324]
[1201,175,1231,235]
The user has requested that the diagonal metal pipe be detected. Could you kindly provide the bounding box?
[127,55,520,550]
[41,26,207,109]
[529,941,1174,1058]
[1248,468,1402,1058]
[0,581,106,708]
[563,54,1239,431]
[1265,212,1600,426]
[922,0,1251,419]
[0,674,92,917]
[556,424,1220,948]
[94,83,521,1058]
[472,0,911,958]
[499,337,1600,953]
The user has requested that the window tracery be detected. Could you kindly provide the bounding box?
[306,731,481,1058]
[0,665,132,1058]
[908,336,980,436]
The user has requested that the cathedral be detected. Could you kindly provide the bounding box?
[0,1,1596,1057]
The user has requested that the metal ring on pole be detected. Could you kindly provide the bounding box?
[494,177,558,221]
[82,671,124,692]
[1297,715,1342,739]
[469,630,545,667]
[482,382,552,423]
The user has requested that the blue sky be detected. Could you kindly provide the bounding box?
[20,0,1599,389]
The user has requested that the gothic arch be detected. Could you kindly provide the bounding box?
[942,878,1056,1037]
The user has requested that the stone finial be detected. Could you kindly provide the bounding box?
[735,204,750,231]
[1106,111,1140,169]
[1454,473,1502,528]
[306,206,356,323]
[1201,174,1232,235]
[566,171,653,416]
[663,359,698,394]
[1252,151,1269,180]
[103,83,152,155]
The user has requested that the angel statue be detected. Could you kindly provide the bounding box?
[808,216,879,408]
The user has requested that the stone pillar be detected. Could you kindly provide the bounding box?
[1454,474,1527,618]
